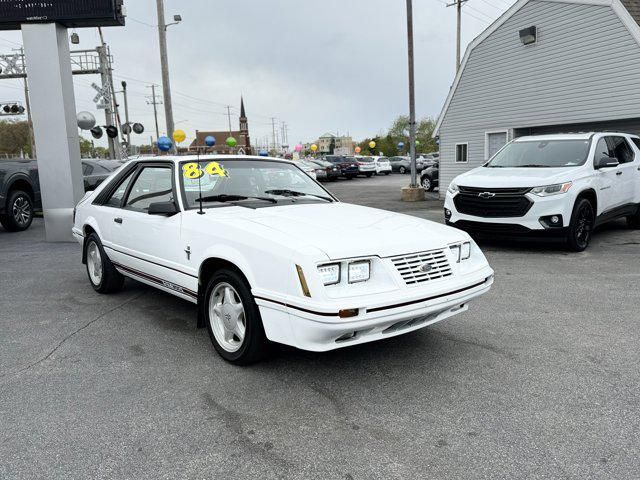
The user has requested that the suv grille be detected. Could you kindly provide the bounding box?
[389,249,453,286]
[454,186,533,218]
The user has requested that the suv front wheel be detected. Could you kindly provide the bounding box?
[566,198,595,252]
[0,190,34,232]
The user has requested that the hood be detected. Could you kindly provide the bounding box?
[455,166,576,188]
[244,203,466,258]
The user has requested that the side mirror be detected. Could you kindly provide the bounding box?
[595,156,619,169]
[148,201,178,216]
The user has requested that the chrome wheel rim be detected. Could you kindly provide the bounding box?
[422,177,431,190]
[12,196,31,226]
[209,283,246,353]
[86,242,103,286]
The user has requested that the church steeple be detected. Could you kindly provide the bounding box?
[239,96,251,152]
[240,96,246,119]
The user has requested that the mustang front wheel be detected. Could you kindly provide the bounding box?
[85,233,125,293]
[204,269,269,364]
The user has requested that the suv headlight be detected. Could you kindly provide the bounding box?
[450,241,471,262]
[348,260,370,283]
[447,183,459,195]
[531,182,572,197]
[318,263,340,285]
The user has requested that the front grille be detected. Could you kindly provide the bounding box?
[454,186,533,218]
[389,249,453,286]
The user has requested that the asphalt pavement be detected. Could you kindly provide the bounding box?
[1,173,639,479]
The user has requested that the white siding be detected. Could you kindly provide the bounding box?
[438,0,640,196]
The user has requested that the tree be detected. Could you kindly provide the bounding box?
[79,137,93,157]
[0,120,31,157]
[359,115,438,156]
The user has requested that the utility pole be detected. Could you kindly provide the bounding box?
[97,44,116,159]
[271,117,277,153]
[121,81,131,150]
[226,105,233,135]
[20,47,35,159]
[447,0,467,70]
[146,84,162,142]
[406,0,417,188]
[156,0,180,152]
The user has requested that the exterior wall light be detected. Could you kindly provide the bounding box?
[519,26,537,45]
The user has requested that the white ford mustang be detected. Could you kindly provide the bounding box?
[72,156,494,364]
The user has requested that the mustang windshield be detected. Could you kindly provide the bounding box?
[180,159,334,209]
[486,139,591,168]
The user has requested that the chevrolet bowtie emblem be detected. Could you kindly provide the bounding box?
[478,192,495,199]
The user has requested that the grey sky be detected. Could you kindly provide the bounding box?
[0,0,514,148]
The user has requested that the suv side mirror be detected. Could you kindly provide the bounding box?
[148,201,178,216]
[595,156,619,169]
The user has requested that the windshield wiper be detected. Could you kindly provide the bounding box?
[197,194,277,204]
[263,189,332,202]
[518,164,549,168]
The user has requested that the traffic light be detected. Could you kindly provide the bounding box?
[1,102,25,116]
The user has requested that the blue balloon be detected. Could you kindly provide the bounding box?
[205,135,216,147]
[259,150,269,157]
[157,136,173,152]
[397,142,405,149]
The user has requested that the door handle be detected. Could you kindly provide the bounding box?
[114,217,123,224]
[616,171,623,176]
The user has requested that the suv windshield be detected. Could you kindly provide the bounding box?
[179,159,334,209]
[486,139,591,168]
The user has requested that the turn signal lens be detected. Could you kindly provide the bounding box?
[295,265,311,297]
[318,263,340,285]
[339,308,359,318]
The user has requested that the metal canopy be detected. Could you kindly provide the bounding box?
[0,0,126,31]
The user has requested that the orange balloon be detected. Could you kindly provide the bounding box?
[355,146,362,154]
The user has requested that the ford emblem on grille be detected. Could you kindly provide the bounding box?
[419,263,433,273]
[478,192,496,199]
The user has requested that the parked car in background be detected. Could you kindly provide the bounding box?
[445,133,640,251]
[82,159,123,192]
[73,155,494,364]
[308,159,340,181]
[389,156,425,174]
[298,160,318,180]
[372,156,392,175]
[1,158,122,232]
[354,156,376,177]
[324,155,359,179]
[420,161,439,192]
[418,154,439,168]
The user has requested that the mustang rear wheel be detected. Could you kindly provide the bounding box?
[85,233,125,293]
[204,269,269,365]
[566,198,595,252]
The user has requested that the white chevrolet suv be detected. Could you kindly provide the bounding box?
[445,133,640,251]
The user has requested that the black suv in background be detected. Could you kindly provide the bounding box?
[324,155,359,179]
[420,161,439,192]
[1,159,121,232]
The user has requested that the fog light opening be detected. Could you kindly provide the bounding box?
[335,331,357,343]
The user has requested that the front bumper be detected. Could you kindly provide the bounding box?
[255,267,494,352]
[444,191,574,233]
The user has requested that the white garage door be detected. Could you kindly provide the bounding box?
[487,131,508,159]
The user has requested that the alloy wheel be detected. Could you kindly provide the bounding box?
[12,196,31,227]
[209,283,246,353]
[86,242,103,286]
[421,177,431,191]
[575,203,594,248]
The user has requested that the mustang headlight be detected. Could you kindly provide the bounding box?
[318,263,340,285]
[447,182,459,195]
[450,241,471,262]
[348,260,370,283]
[531,182,572,197]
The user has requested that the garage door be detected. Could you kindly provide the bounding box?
[487,132,508,159]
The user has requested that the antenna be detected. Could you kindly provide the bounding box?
[197,149,205,215]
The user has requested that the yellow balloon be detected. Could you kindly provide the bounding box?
[173,129,186,144]
[369,141,376,149]
[310,144,318,152]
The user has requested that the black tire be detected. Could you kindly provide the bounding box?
[366,173,373,178]
[385,172,390,175]
[421,175,433,192]
[204,269,270,365]
[346,175,354,180]
[84,233,125,293]
[627,207,640,229]
[566,198,595,252]
[399,166,407,174]
[0,190,34,232]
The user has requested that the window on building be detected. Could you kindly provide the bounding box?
[455,143,468,163]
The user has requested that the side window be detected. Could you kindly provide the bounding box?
[609,136,634,164]
[104,169,136,207]
[594,138,611,162]
[455,143,468,163]
[82,163,93,175]
[631,137,640,150]
[124,167,174,212]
